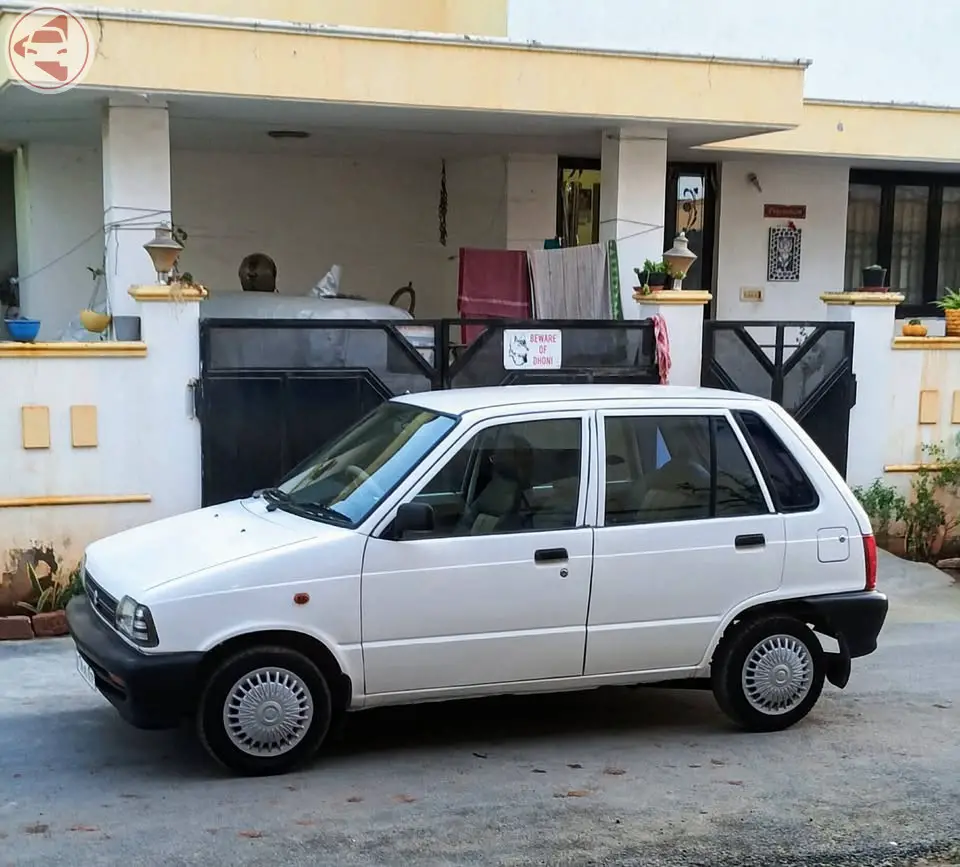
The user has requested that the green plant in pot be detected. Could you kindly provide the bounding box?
[861,264,887,291]
[935,287,960,337]
[634,259,667,295]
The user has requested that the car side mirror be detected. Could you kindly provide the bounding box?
[393,502,435,539]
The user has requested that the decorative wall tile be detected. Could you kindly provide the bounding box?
[918,390,940,425]
[70,405,98,448]
[21,406,51,449]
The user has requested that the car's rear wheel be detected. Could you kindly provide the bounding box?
[711,614,825,732]
[197,646,332,776]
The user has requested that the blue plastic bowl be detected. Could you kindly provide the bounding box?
[5,319,41,342]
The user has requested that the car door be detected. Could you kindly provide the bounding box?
[361,411,594,696]
[586,407,786,676]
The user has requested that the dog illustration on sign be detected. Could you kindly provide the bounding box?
[507,334,530,367]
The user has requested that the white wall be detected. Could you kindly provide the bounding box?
[16,145,535,335]
[15,144,104,341]
[715,159,850,322]
[506,154,557,251]
[507,0,960,108]
[1,299,202,603]
[172,150,509,318]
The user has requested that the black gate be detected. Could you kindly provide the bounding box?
[701,321,856,476]
[198,318,658,506]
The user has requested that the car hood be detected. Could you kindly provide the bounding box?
[83,498,331,598]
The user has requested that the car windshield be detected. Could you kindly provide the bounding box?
[272,402,457,526]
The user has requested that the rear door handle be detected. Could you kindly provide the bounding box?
[535,548,568,564]
[735,534,766,550]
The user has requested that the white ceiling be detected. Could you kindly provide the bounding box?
[0,84,790,159]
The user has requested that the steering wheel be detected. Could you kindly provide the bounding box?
[345,464,383,497]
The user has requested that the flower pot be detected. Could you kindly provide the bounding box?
[647,272,668,289]
[861,266,887,290]
[945,309,960,338]
[112,315,141,341]
[634,270,649,288]
[4,318,40,342]
[80,309,111,334]
[902,322,928,337]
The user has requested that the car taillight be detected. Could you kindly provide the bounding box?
[863,534,877,591]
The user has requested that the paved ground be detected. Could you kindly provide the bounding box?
[1,552,959,867]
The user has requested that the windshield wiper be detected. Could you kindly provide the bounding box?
[282,501,350,524]
[255,487,290,511]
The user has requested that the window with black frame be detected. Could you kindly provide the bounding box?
[844,169,960,316]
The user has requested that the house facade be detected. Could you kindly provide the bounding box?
[1,0,959,601]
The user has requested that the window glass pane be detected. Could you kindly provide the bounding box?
[413,418,582,536]
[560,169,601,247]
[714,417,768,518]
[844,184,881,289]
[890,185,929,306]
[675,173,707,291]
[938,187,960,295]
[278,403,456,526]
[734,411,819,513]
[602,415,766,526]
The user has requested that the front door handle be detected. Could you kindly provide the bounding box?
[735,533,766,550]
[535,548,568,564]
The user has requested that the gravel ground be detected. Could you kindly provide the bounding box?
[1,552,958,867]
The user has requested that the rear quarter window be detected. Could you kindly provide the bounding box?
[733,410,820,513]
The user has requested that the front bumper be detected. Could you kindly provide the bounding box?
[66,595,204,730]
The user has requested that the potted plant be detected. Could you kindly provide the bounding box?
[861,264,887,290]
[935,288,960,337]
[646,260,669,290]
[902,319,928,337]
[634,259,657,292]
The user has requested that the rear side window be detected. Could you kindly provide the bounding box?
[733,411,819,513]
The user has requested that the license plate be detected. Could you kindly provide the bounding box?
[76,652,97,691]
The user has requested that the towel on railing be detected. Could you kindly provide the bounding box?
[457,248,532,345]
[652,314,671,385]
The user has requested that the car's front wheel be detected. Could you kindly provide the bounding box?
[711,614,825,732]
[197,646,332,776]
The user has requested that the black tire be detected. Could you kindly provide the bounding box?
[711,614,825,733]
[197,646,332,776]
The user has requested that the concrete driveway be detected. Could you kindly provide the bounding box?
[1,552,959,867]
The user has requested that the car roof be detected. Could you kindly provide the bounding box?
[392,384,767,416]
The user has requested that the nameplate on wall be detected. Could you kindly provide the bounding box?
[764,204,807,220]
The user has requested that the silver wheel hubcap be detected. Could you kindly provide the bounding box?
[741,634,814,715]
[223,667,314,757]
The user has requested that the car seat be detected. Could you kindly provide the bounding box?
[456,432,535,535]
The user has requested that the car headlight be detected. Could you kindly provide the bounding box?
[115,596,158,647]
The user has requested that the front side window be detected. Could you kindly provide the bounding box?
[602,414,768,526]
[410,417,583,537]
[274,402,457,526]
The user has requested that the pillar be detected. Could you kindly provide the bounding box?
[102,99,172,318]
[599,129,668,319]
[820,291,904,487]
[634,290,713,386]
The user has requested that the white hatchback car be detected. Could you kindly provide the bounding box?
[66,385,888,776]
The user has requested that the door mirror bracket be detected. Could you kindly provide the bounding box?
[393,502,435,540]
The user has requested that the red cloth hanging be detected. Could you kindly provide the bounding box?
[652,314,671,385]
[457,248,532,345]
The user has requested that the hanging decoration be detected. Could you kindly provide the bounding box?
[767,221,802,282]
[438,159,448,247]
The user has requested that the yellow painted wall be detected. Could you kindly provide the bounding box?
[78,0,508,35]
